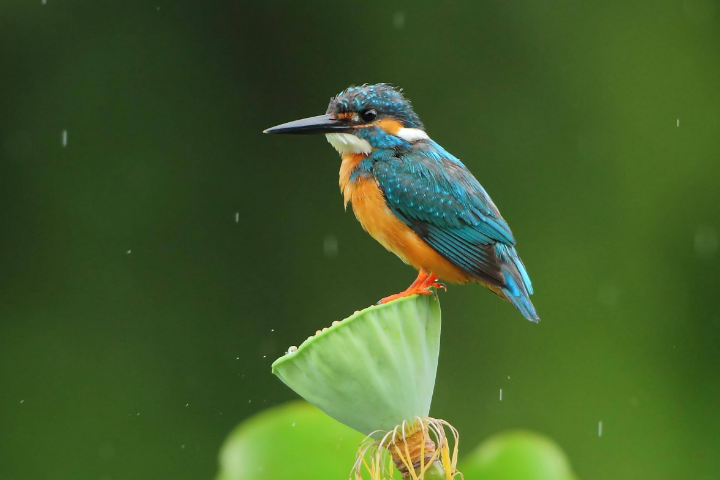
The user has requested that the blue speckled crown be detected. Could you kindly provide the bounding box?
[327,83,424,129]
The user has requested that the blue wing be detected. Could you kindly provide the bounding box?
[371,141,512,284]
[372,141,538,321]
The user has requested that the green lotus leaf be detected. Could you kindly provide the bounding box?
[459,430,579,480]
[272,295,441,437]
[216,400,363,480]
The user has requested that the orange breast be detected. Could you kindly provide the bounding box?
[341,163,472,284]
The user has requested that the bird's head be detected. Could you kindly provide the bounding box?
[264,84,428,154]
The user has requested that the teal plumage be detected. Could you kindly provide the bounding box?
[371,139,539,322]
[265,83,539,322]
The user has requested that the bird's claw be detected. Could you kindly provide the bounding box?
[429,281,447,292]
[377,279,447,305]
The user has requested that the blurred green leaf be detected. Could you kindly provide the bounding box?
[218,402,578,480]
[459,430,578,480]
[216,400,363,480]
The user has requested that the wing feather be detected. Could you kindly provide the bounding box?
[373,142,514,287]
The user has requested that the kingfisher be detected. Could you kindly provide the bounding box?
[264,84,539,322]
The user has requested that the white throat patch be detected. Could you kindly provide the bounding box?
[325,133,373,155]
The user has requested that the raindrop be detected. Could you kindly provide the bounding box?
[598,283,620,308]
[598,421,603,437]
[392,11,406,29]
[126,250,132,255]
[292,422,296,427]
[99,442,115,460]
[20,400,24,404]
[323,235,339,258]
[677,119,680,127]
[62,130,68,147]
[499,389,503,401]
[683,0,715,24]
[694,225,718,257]
[235,212,240,223]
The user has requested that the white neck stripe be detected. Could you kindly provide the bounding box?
[396,127,429,142]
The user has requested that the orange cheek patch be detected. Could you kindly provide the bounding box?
[336,112,355,121]
[377,118,403,134]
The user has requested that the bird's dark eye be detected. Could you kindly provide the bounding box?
[361,109,377,122]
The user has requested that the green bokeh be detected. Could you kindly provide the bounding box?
[216,401,577,480]
[1,1,719,480]
[461,430,577,480]
[216,401,363,480]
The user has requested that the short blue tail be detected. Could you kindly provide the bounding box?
[496,244,539,322]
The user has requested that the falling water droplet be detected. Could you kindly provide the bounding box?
[323,235,339,257]
[598,283,620,308]
[683,0,716,24]
[694,225,718,257]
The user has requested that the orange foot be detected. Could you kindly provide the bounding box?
[378,271,447,304]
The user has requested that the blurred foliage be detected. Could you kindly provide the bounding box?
[216,401,578,480]
[1,1,719,480]
[216,401,363,480]
[461,430,577,480]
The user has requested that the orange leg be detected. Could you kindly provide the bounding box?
[378,271,447,304]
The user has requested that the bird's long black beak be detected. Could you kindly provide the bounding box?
[263,114,351,135]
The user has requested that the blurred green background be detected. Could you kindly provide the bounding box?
[1,1,719,479]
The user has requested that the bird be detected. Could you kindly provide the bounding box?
[264,84,539,322]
